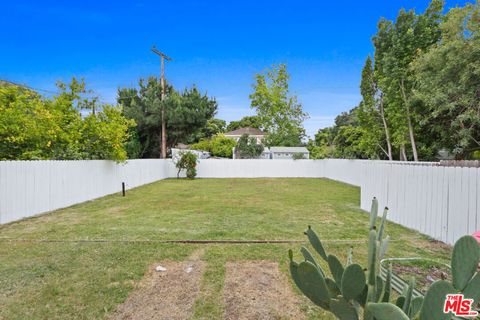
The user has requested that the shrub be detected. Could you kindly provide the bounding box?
[210,134,236,158]
[235,134,264,159]
[186,166,197,179]
[190,135,236,158]
[288,198,480,320]
[190,139,211,153]
[175,151,198,178]
[292,152,305,160]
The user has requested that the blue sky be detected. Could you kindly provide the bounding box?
[0,0,468,138]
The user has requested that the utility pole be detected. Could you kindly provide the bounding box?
[151,46,172,159]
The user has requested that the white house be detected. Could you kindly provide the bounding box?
[270,147,309,159]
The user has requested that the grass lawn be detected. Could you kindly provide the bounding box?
[0,178,452,319]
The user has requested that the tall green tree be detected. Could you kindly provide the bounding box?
[235,134,264,159]
[188,118,226,143]
[357,56,392,160]
[373,0,444,160]
[118,78,217,158]
[249,64,308,146]
[226,115,262,132]
[412,2,480,159]
[0,79,134,161]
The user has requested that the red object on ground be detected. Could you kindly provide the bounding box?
[473,231,480,244]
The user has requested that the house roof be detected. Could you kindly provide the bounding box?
[270,147,309,153]
[224,127,266,136]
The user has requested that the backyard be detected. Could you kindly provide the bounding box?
[0,178,452,319]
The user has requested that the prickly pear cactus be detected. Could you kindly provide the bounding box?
[289,197,480,320]
[289,198,394,320]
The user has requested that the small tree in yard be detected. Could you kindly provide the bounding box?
[235,134,264,159]
[175,151,198,178]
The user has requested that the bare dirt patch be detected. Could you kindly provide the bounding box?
[109,251,205,320]
[224,260,305,320]
[392,261,451,293]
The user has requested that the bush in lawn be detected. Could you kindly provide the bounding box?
[175,151,198,178]
[235,134,264,159]
[292,152,305,160]
[289,197,480,320]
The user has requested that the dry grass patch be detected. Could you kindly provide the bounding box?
[109,250,205,320]
[223,260,305,320]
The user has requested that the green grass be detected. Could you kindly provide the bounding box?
[0,178,452,319]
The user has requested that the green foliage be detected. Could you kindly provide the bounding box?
[235,134,264,159]
[290,197,480,320]
[306,131,334,159]
[191,134,236,158]
[119,78,217,158]
[124,129,142,159]
[190,139,212,153]
[226,116,262,132]
[210,134,236,158]
[306,144,331,160]
[249,64,308,147]
[186,166,197,179]
[175,151,198,178]
[81,105,135,161]
[412,3,480,158]
[307,110,381,160]
[0,79,134,161]
[321,0,480,161]
[196,118,226,141]
[292,152,305,160]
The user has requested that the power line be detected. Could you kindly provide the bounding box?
[1,79,60,95]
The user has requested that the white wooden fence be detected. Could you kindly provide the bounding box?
[359,162,480,245]
[1,159,478,245]
[0,160,170,224]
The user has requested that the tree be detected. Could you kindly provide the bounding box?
[0,79,134,161]
[81,105,135,160]
[226,116,262,132]
[235,134,264,159]
[357,56,392,160]
[249,64,308,146]
[188,118,226,143]
[306,127,335,159]
[306,140,332,159]
[314,127,335,146]
[119,78,217,158]
[332,126,369,159]
[175,151,198,178]
[168,87,218,146]
[0,85,62,160]
[412,2,480,159]
[373,0,444,160]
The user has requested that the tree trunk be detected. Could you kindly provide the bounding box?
[379,95,393,161]
[400,80,418,162]
[400,145,407,161]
